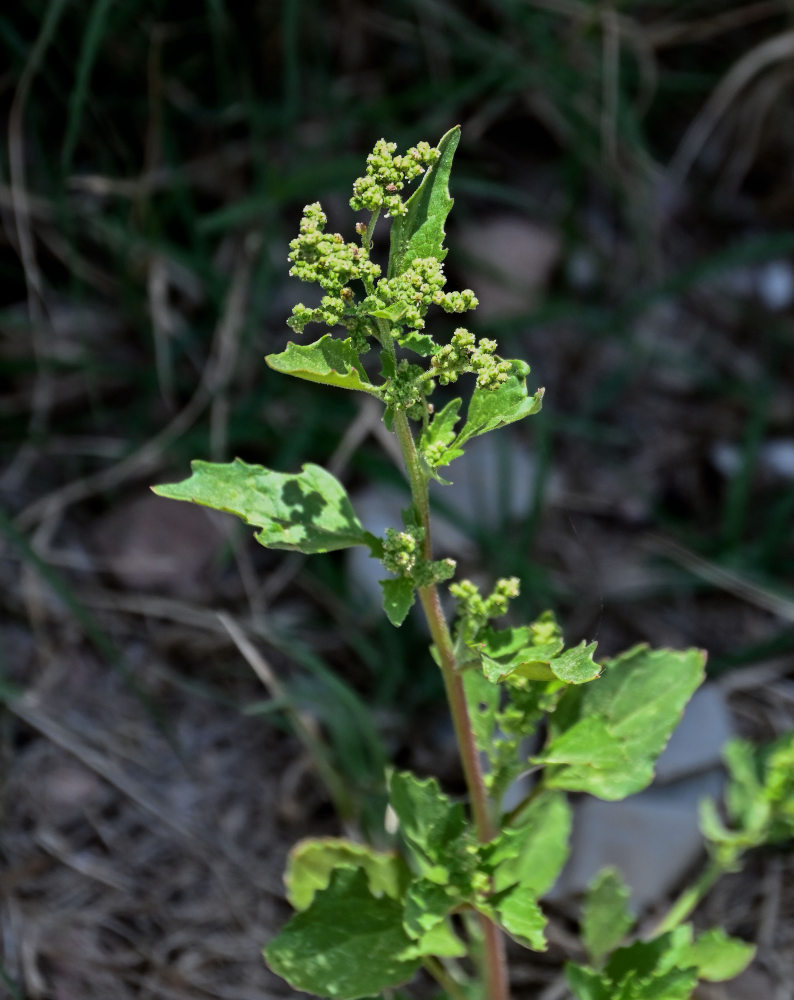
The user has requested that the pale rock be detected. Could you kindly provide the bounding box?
[551,685,733,910]
[91,491,226,596]
[456,216,561,319]
[757,259,794,311]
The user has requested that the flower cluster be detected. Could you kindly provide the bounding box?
[431,328,513,389]
[369,258,478,331]
[350,139,440,218]
[450,576,520,621]
[382,525,424,575]
[382,526,455,587]
[381,359,425,413]
[287,203,380,333]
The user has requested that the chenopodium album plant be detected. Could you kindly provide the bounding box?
[154,128,794,1000]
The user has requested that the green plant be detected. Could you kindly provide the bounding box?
[153,128,787,1000]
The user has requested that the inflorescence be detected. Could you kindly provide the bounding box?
[287,137,513,419]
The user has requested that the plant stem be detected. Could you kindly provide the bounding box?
[650,857,726,936]
[393,408,511,1000]
[422,956,468,1000]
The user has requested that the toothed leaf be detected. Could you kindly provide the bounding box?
[389,125,460,277]
[153,460,377,554]
[266,336,379,394]
[534,646,706,800]
[265,867,419,999]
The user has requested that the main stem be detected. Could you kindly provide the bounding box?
[393,409,511,1000]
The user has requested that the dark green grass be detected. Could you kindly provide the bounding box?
[2,0,794,791]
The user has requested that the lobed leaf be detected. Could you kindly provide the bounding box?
[453,360,543,450]
[427,362,543,469]
[491,790,572,898]
[672,928,755,982]
[567,930,702,1000]
[389,125,460,277]
[475,624,599,686]
[264,867,419,999]
[534,645,706,800]
[582,867,634,964]
[266,336,379,394]
[388,771,466,870]
[284,837,408,911]
[153,459,378,555]
[488,885,547,951]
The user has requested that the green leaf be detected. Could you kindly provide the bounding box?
[402,878,455,938]
[565,964,611,1000]
[474,625,599,686]
[492,791,572,897]
[549,642,601,684]
[397,330,436,356]
[488,885,547,951]
[369,301,409,323]
[380,577,416,627]
[674,928,755,982]
[266,335,379,394]
[462,668,500,756]
[284,837,408,911]
[723,739,769,835]
[388,771,466,870]
[450,360,543,455]
[425,363,543,469]
[399,918,466,960]
[534,645,706,800]
[582,867,634,964]
[389,125,460,277]
[265,867,419,999]
[153,459,377,555]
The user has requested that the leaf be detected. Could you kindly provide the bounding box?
[399,919,466,960]
[582,867,634,964]
[153,459,378,555]
[549,642,601,684]
[388,771,466,870]
[533,645,706,800]
[266,336,379,394]
[488,885,547,951]
[450,360,543,454]
[264,867,419,999]
[474,625,599,686]
[380,577,416,627]
[389,125,460,277]
[402,878,455,939]
[566,930,703,1000]
[397,330,436,356]
[284,838,408,911]
[420,398,464,479]
[565,964,611,1000]
[462,668,500,756]
[674,928,755,982]
[491,791,572,897]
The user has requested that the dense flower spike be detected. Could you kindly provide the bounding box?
[450,576,521,621]
[350,139,440,217]
[287,202,380,333]
[381,359,425,412]
[382,526,424,575]
[431,328,513,389]
[368,259,478,331]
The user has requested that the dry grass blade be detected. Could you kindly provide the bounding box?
[14,233,260,531]
[669,29,794,184]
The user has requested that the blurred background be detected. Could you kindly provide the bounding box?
[2,2,794,997]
